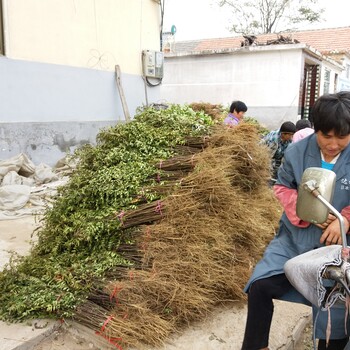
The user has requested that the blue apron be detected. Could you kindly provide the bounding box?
[244,134,350,338]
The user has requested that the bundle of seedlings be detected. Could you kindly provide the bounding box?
[0,103,282,349]
[72,124,282,349]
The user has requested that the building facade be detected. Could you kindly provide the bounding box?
[0,0,163,165]
[161,28,350,129]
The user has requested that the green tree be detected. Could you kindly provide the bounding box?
[218,0,324,35]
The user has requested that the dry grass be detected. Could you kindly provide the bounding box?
[189,102,226,121]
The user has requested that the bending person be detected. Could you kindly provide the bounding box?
[260,121,296,184]
[223,100,247,127]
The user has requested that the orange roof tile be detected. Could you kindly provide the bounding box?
[174,27,350,54]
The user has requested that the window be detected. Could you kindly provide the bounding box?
[346,64,350,80]
[323,69,331,94]
[0,0,4,55]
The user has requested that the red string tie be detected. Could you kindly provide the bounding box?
[95,315,123,349]
[155,200,163,215]
[110,286,122,302]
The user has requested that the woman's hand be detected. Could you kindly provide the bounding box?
[315,213,337,230]
[319,214,349,246]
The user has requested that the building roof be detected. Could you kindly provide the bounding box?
[172,26,350,55]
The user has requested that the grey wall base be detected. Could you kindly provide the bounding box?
[0,121,118,167]
[0,57,161,167]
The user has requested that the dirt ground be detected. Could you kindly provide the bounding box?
[295,322,314,350]
[33,322,314,350]
[29,302,311,350]
[0,216,312,350]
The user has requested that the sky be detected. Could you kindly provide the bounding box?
[162,0,350,41]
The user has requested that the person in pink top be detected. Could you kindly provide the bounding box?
[292,119,314,142]
[223,100,248,127]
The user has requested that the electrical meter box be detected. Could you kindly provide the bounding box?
[142,50,164,79]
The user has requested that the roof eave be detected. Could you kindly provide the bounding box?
[165,43,308,57]
[303,45,344,69]
[165,42,344,70]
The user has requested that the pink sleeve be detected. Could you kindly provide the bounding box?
[341,206,350,234]
[274,185,310,228]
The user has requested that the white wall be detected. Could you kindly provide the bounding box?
[338,56,350,92]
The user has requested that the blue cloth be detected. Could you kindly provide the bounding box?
[322,159,335,170]
[244,133,350,338]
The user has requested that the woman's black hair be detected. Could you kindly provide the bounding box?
[229,100,248,113]
[295,119,311,131]
[311,91,350,136]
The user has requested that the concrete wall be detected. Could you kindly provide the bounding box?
[0,57,160,166]
[161,46,305,129]
[0,0,162,166]
[0,121,115,167]
[3,0,160,73]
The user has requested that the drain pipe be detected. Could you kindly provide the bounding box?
[0,0,8,56]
